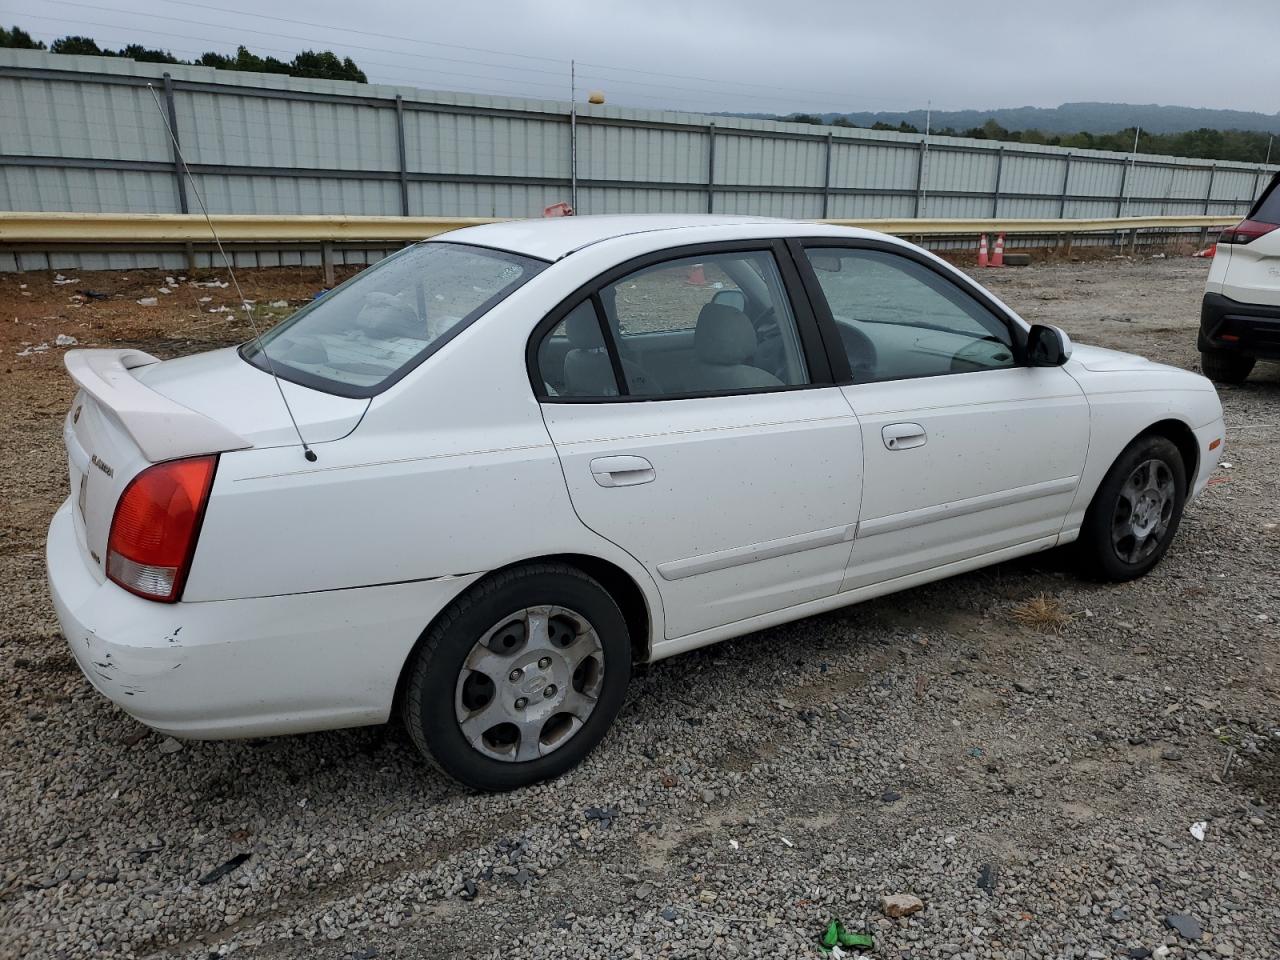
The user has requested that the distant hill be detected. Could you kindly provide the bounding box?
[744,102,1280,137]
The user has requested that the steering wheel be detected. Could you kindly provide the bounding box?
[836,321,878,382]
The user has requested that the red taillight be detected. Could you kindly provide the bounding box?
[107,455,216,602]
[1219,219,1279,245]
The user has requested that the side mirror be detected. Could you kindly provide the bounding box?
[1027,324,1073,366]
[711,289,747,312]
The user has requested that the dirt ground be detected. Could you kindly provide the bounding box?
[1,253,1277,960]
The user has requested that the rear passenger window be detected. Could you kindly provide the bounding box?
[536,301,618,397]
[534,251,812,400]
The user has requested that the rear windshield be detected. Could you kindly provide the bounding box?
[1252,173,1280,225]
[242,242,544,397]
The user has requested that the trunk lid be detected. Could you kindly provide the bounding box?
[134,347,370,448]
[1220,227,1280,307]
[1220,171,1280,307]
[62,347,368,581]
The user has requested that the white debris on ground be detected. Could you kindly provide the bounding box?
[18,334,80,355]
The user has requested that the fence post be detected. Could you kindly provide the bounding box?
[822,132,833,219]
[1116,157,1130,217]
[706,122,715,214]
[321,242,335,287]
[1203,164,1216,215]
[161,73,189,215]
[394,95,410,217]
[914,138,927,217]
[991,145,1004,217]
[1059,153,1072,218]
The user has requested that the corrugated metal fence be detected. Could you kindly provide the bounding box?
[1,48,1275,271]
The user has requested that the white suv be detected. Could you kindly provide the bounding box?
[1201,171,1280,383]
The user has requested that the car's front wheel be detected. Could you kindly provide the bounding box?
[1077,435,1187,582]
[401,563,631,791]
[1200,349,1255,384]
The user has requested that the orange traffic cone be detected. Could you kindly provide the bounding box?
[991,232,1005,267]
[1192,243,1216,258]
[977,234,989,268]
[687,263,707,285]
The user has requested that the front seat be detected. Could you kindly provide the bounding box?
[562,308,660,396]
[690,303,784,391]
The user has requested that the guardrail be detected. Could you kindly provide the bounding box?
[0,212,1237,279]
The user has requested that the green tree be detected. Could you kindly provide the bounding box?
[50,35,106,56]
[118,43,180,64]
[32,31,370,85]
[291,49,366,82]
[0,25,45,49]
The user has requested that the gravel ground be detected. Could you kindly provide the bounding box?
[0,255,1277,960]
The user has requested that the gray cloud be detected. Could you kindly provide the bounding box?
[10,0,1278,115]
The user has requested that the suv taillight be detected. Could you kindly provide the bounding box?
[1219,219,1279,244]
[107,455,217,602]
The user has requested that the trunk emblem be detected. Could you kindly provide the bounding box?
[91,454,114,478]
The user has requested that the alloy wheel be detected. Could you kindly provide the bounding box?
[1110,458,1176,564]
[454,605,605,763]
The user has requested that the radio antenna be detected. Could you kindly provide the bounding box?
[145,82,317,462]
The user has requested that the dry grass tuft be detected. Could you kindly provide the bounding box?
[1009,594,1074,633]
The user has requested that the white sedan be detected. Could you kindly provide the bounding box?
[47,215,1225,790]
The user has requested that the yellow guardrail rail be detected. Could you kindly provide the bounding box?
[0,212,1239,244]
[825,215,1239,235]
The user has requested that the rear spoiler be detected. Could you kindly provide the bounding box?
[65,349,251,462]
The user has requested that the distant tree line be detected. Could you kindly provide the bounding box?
[781,114,1275,164]
[0,25,366,83]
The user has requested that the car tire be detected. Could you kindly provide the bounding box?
[1076,435,1187,582]
[401,562,631,791]
[1200,349,1254,384]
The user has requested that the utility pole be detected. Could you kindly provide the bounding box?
[569,60,578,212]
[1121,126,1140,216]
[920,100,931,217]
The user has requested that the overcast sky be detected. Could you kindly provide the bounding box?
[7,0,1279,116]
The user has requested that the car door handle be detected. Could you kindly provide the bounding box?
[590,455,656,487]
[882,422,927,450]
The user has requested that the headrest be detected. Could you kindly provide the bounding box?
[694,303,757,366]
[355,292,419,334]
[565,307,606,349]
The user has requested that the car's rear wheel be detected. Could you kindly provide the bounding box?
[401,563,631,791]
[1077,435,1186,582]
[1200,349,1255,384]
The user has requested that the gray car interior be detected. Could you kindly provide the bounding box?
[540,255,807,397]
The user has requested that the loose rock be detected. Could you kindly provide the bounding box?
[880,893,924,918]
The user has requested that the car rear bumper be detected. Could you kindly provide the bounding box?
[1199,292,1280,359]
[46,499,479,739]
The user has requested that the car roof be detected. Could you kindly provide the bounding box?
[432,214,889,262]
